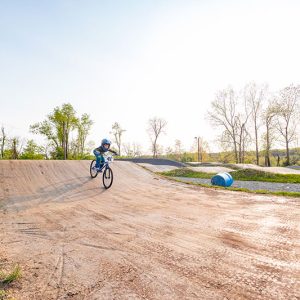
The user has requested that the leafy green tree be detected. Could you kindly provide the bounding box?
[20,140,45,159]
[77,113,93,158]
[30,103,79,159]
[51,103,78,159]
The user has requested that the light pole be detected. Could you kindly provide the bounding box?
[194,136,200,163]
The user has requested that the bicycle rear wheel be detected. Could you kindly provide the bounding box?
[103,167,113,189]
[90,160,98,178]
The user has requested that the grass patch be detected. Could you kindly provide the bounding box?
[159,167,300,183]
[229,169,300,183]
[0,290,6,300]
[165,176,300,197]
[0,265,21,285]
[159,168,213,179]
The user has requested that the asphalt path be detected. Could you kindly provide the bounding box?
[175,177,300,192]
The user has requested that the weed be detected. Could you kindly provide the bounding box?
[0,265,21,285]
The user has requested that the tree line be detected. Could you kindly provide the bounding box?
[0,103,94,160]
[0,103,167,160]
[1,83,300,165]
[208,83,300,166]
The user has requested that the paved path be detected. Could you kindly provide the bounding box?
[175,177,300,192]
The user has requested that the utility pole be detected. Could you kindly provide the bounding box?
[194,136,200,162]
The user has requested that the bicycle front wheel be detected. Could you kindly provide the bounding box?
[103,167,113,189]
[90,160,98,178]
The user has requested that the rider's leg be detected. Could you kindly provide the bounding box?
[93,150,101,168]
[99,154,105,169]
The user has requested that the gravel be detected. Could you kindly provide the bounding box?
[175,177,300,193]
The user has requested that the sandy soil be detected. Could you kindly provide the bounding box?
[0,160,299,300]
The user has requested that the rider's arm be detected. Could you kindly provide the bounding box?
[109,149,118,155]
[95,146,104,153]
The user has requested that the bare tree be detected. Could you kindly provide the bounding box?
[132,143,142,157]
[193,137,209,162]
[0,126,7,159]
[110,122,126,156]
[10,137,23,159]
[147,117,167,158]
[123,142,142,157]
[275,85,300,165]
[208,87,239,163]
[235,113,251,163]
[165,146,174,156]
[209,87,252,163]
[174,139,183,160]
[261,100,277,166]
[245,82,267,165]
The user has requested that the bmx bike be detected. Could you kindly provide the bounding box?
[90,154,115,189]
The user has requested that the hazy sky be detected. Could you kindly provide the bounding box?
[1,0,300,153]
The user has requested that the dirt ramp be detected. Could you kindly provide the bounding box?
[0,160,164,211]
[1,160,300,299]
[0,160,96,211]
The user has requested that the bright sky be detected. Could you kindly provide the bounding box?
[1,0,300,154]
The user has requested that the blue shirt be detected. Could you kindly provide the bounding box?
[95,145,109,153]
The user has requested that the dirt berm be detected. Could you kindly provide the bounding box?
[0,160,299,299]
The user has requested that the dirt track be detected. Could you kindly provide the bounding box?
[0,160,299,299]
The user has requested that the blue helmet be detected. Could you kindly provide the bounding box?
[101,138,111,147]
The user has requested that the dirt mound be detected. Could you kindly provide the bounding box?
[0,160,299,299]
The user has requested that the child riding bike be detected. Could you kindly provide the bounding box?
[93,138,118,172]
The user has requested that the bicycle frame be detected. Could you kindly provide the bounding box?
[90,153,115,188]
[99,155,114,172]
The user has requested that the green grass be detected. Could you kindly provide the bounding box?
[229,168,300,183]
[0,290,6,300]
[0,265,21,285]
[159,168,213,179]
[159,167,300,183]
[165,176,300,198]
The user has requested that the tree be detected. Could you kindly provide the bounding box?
[209,87,252,163]
[30,120,60,150]
[110,122,126,156]
[245,82,266,165]
[275,85,300,165]
[123,142,142,157]
[77,113,93,158]
[235,113,251,164]
[10,137,23,159]
[30,103,81,159]
[165,146,174,156]
[51,103,78,159]
[20,140,45,159]
[147,117,167,158]
[174,139,183,160]
[208,87,239,163]
[0,126,7,159]
[261,101,277,167]
[193,137,209,162]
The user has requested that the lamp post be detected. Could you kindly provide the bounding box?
[194,136,200,163]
